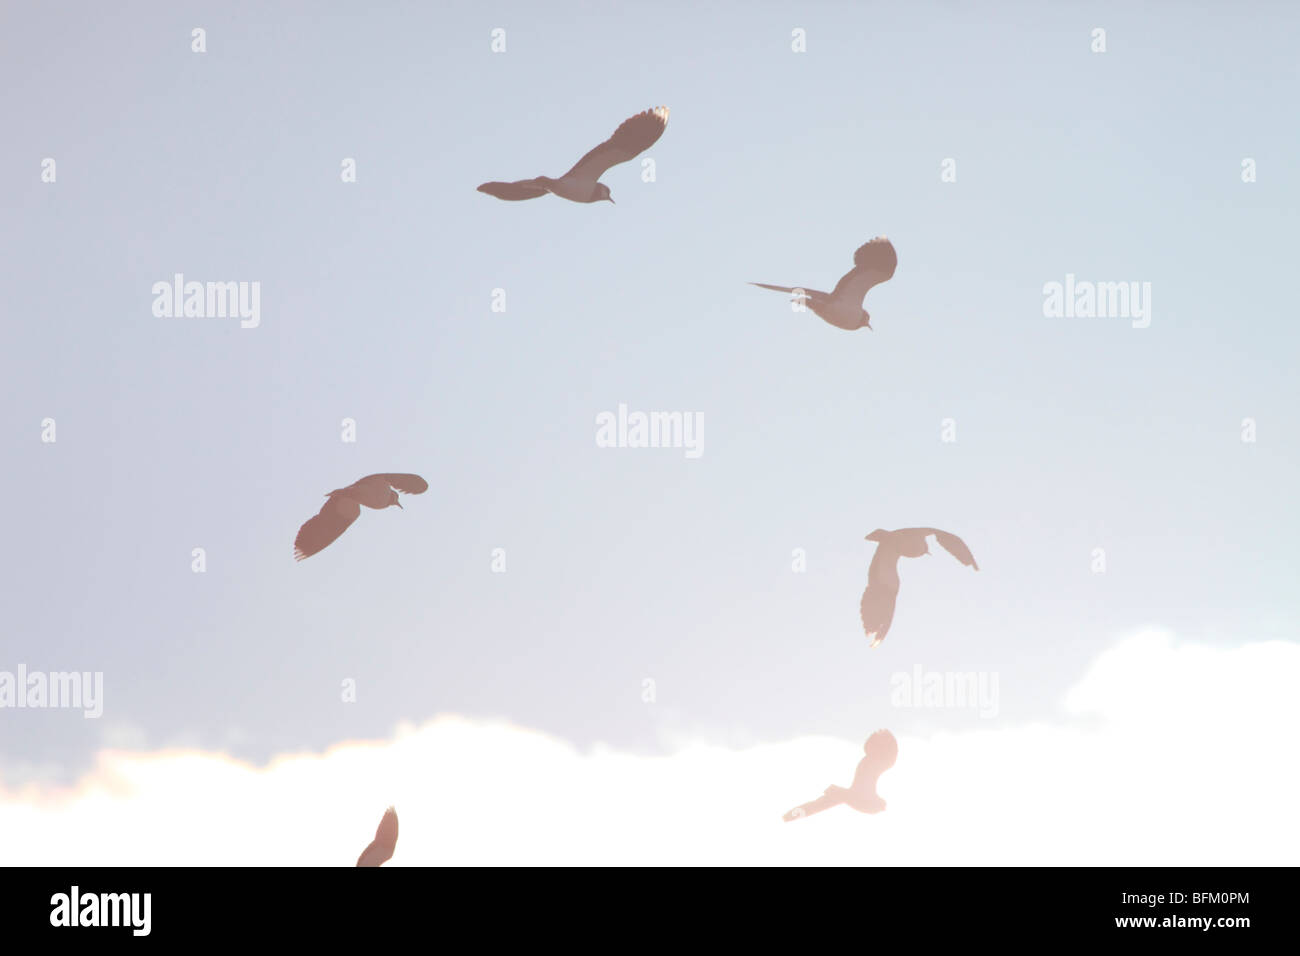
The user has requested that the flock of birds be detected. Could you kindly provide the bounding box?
[294,106,981,861]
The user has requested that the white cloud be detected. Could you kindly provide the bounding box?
[2,629,1296,865]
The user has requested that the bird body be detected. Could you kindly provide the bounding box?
[749,285,865,331]
[327,474,413,511]
[293,473,428,561]
[752,236,897,330]
[860,527,978,647]
[355,806,398,867]
[478,106,669,205]
[532,175,605,204]
[784,730,898,821]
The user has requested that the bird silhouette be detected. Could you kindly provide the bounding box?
[478,106,669,204]
[355,806,398,867]
[752,236,897,330]
[783,730,898,821]
[860,528,978,647]
[293,473,428,561]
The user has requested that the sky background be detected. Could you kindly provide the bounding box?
[2,0,1298,856]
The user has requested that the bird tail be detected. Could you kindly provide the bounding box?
[477,179,550,201]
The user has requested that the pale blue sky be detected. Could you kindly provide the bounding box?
[2,1,1298,781]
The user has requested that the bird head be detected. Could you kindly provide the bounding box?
[861,310,873,330]
[864,728,899,762]
[594,183,614,204]
[865,529,889,543]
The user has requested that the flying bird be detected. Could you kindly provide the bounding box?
[355,806,398,867]
[478,106,669,204]
[860,528,979,647]
[751,236,897,330]
[783,730,898,821]
[293,473,428,561]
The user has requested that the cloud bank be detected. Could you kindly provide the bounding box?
[2,630,1296,865]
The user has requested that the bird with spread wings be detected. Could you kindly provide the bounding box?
[478,106,669,204]
[860,528,979,647]
[783,730,899,821]
[293,473,428,561]
[752,236,897,330]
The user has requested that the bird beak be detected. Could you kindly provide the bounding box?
[607,196,616,204]
[396,501,404,509]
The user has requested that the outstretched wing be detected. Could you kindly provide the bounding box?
[294,495,361,561]
[783,791,844,822]
[356,806,398,867]
[563,106,669,182]
[831,237,898,305]
[477,179,550,201]
[363,474,429,495]
[860,585,898,648]
[929,529,979,570]
[749,282,814,297]
[860,545,901,647]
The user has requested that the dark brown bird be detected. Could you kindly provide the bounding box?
[860,528,979,647]
[478,106,669,204]
[293,473,428,561]
[784,730,899,821]
[752,236,897,330]
[355,806,398,867]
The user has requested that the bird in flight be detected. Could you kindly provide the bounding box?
[783,730,898,821]
[860,527,979,647]
[355,806,398,867]
[293,473,428,561]
[751,236,897,330]
[478,106,669,204]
